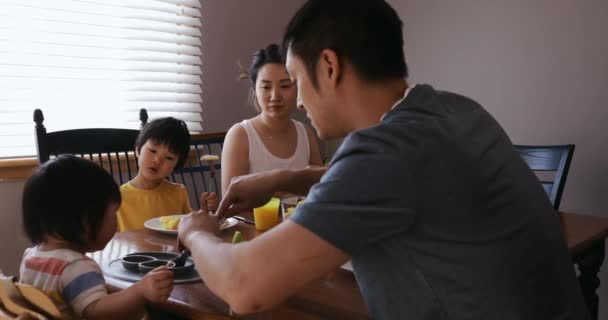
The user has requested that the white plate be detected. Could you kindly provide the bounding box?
[144,215,238,235]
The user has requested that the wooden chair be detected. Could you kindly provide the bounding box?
[514,144,575,210]
[33,108,148,185]
[169,133,225,210]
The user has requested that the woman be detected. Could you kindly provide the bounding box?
[221,44,322,195]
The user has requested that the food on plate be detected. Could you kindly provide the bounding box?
[284,207,296,219]
[282,197,305,220]
[159,216,181,230]
[232,231,244,244]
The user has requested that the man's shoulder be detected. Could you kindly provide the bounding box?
[390,84,485,120]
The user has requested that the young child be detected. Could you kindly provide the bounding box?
[117,117,218,231]
[19,155,174,319]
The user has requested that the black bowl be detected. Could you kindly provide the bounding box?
[121,255,156,272]
[139,260,175,274]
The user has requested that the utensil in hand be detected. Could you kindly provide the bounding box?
[171,249,191,268]
[200,154,219,193]
[233,215,255,225]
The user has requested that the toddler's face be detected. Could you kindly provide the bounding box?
[90,201,119,251]
[137,140,180,181]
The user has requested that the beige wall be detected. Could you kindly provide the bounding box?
[388,0,608,215]
[0,0,307,276]
[388,0,608,317]
[201,0,307,133]
[0,180,29,275]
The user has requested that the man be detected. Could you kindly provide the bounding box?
[178,1,589,319]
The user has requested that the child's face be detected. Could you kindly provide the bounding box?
[136,140,180,181]
[90,201,119,251]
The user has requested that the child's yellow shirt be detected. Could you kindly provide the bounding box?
[117,180,192,231]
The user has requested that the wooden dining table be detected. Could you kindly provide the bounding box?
[92,212,368,320]
[560,212,608,320]
[91,212,608,320]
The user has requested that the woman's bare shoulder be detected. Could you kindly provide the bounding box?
[226,122,248,139]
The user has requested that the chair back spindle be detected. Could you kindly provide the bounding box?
[515,144,575,210]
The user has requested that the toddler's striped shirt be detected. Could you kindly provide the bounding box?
[19,246,108,319]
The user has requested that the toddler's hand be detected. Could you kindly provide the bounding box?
[199,192,219,214]
[137,267,174,303]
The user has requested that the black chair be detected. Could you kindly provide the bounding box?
[514,144,575,210]
[169,133,225,210]
[34,108,149,185]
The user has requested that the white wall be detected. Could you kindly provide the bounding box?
[388,0,608,317]
[0,0,307,276]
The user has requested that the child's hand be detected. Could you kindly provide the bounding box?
[199,192,219,214]
[137,267,174,303]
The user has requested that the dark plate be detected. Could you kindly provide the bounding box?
[125,251,195,276]
[121,254,156,272]
[103,259,201,284]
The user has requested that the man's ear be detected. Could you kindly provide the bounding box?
[319,49,341,88]
[135,145,140,157]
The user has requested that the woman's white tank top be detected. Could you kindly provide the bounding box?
[241,119,310,174]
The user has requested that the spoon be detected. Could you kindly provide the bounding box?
[170,249,191,268]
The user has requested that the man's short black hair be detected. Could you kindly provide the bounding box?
[136,117,191,170]
[283,0,407,89]
[22,155,121,247]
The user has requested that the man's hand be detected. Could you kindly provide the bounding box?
[215,170,281,219]
[177,211,220,250]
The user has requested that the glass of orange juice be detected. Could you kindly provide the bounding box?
[253,198,280,231]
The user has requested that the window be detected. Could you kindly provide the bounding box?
[0,0,202,158]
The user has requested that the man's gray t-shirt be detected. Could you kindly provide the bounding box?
[292,84,588,319]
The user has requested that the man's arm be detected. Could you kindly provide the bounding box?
[180,218,350,315]
[216,167,326,219]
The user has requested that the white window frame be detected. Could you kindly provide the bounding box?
[0,0,203,158]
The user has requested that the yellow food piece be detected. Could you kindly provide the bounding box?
[200,154,220,161]
[159,216,181,230]
[232,231,244,244]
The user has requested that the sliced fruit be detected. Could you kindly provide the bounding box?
[232,231,244,244]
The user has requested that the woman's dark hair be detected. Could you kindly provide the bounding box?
[283,0,407,90]
[245,43,285,87]
[22,155,121,247]
[135,117,191,170]
[239,43,287,111]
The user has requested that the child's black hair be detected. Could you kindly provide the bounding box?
[135,117,191,170]
[22,154,121,247]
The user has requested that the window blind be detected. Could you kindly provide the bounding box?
[0,0,203,158]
